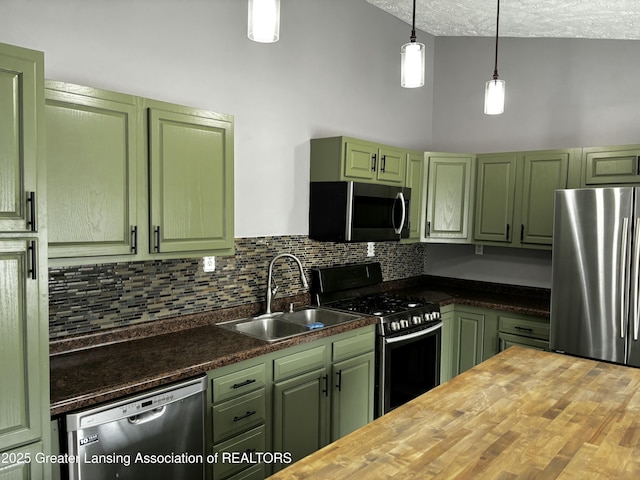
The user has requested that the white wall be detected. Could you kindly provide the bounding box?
[431,37,640,153]
[0,0,435,237]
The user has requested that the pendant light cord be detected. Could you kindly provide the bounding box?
[410,0,417,42]
[493,0,501,80]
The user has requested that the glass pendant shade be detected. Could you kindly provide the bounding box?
[484,78,505,115]
[401,41,425,88]
[248,0,280,43]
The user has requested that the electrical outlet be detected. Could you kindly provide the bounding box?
[475,245,484,255]
[203,256,216,272]
[367,242,375,257]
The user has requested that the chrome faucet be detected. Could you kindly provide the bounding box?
[266,253,308,314]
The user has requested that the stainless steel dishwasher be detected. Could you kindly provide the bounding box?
[65,376,206,480]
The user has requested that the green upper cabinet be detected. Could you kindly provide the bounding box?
[580,145,640,186]
[310,136,406,186]
[518,152,570,245]
[147,102,234,256]
[403,151,425,241]
[474,149,573,248]
[424,153,475,243]
[474,154,518,243]
[45,82,139,258]
[44,82,235,265]
[0,44,42,234]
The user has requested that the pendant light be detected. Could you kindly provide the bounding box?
[484,0,505,114]
[401,0,425,88]
[248,0,280,43]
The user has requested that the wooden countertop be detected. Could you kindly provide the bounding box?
[269,347,640,479]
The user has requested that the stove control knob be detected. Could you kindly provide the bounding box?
[389,321,401,332]
[424,312,433,321]
[399,319,410,329]
[411,315,422,325]
[432,311,441,320]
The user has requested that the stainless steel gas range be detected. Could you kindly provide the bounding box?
[311,262,442,417]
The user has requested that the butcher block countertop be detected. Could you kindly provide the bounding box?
[269,347,640,479]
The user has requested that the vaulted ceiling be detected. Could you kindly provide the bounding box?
[367,0,640,40]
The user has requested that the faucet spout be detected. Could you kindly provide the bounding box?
[266,253,308,314]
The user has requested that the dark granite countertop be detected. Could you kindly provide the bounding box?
[49,275,550,416]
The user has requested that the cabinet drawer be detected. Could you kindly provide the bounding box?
[212,388,266,443]
[498,315,549,341]
[212,364,266,403]
[273,345,327,382]
[332,331,375,362]
[499,332,549,352]
[212,425,265,480]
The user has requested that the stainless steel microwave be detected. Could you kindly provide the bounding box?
[309,181,411,242]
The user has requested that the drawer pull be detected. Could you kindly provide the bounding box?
[233,410,257,422]
[232,379,256,389]
[514,326,534,333]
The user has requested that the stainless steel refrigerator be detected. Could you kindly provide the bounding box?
[550,187,640,366]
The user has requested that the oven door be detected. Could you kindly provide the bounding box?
[376,322,442,417]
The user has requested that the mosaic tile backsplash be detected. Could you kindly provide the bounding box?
[49,236,427,338]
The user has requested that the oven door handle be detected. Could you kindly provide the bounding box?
[384,322,442,344]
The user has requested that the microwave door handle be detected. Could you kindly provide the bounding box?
[392,192,406,234]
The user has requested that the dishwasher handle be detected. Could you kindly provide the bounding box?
[128,406,166,425]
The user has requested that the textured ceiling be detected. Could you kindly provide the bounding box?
[366,0,640,40]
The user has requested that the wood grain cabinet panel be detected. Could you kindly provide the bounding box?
[424,153,475,242]
[148,105,234,255]
[0,43,49,479]
[45,83,138,258]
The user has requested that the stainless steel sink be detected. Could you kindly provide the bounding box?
[217,307,361,342]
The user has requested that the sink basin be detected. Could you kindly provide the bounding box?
[217,307,361,342]
[234,317,309,341]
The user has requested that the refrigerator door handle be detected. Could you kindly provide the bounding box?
[621,217,630,339]
[633,217,640,341]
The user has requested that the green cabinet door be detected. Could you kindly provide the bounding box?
[311,137,407,186]
[148,104,234,255]
[454,309,485,375]
[331,351,374,442]
[581,145,640,186]
[474,155,517,243]
[425,154,474,241]
[0,442,44,480]
[519,152,569,246]
[404,152,425,241]
[0,44,42,233]
[0,241,42,451]
[377,146,406,185]
[45,82,139,258]
[272,368,329,472]
[344,140,378,182]
[439,307,455,383]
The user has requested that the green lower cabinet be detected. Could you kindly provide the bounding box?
[454,309,486,375]
[497,312,550,352]
[207,325,375,480]
[442,305,549,381]
[272,367,329,472]
[331,351,374,441]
